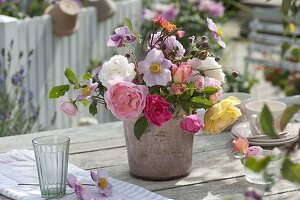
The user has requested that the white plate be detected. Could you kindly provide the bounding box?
[230,132,299,147]
[231,121,298,142]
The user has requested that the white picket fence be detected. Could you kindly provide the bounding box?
[0,0,142,130]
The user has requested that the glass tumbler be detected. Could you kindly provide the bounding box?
[244,150,284,185]
[32,135,70,198]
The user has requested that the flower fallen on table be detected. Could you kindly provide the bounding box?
[203,96,241,134]
[232,137,263,159]
[244,187,262,200]
[91,169,112,197]
[67,174,94,200]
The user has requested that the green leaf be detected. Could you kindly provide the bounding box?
[245,156,271,173]
[134,116,148,140]
[179,83,195,101]
[280,104,300,131]
[291,48,300,61]
[281,42,291,57]
[89,103,97,116]
[124,17,134,33]
[64,67,78,84]
[201,86,219,95]
[74,82,81,89]
[260,105,277,139]
[80,100,90,106]
[124,17,142,44]
[48,85,70,99]
[191,96,213,109]
[281,0,291,16]
[282,157,300,183]
[83,72,92,81]
[180,101,193,115]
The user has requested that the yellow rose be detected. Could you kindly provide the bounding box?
[203,96,242,134]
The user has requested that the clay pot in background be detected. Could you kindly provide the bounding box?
[88,0,116,22]
[45,0,80,36]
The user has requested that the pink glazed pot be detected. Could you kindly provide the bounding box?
[123,118,194,181]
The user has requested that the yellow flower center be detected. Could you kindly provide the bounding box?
[150,63,161,73]
[98,178,108,188]
[289,23,296,33]
[217,27,223,37]
[82,87,91,96]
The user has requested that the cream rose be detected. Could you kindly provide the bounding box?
[200,57,225,83]
[99,55,136,88]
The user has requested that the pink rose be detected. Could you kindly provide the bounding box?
[245,146,263,158]
[204,77,223,103]
[104,82,148,120]
[170,84,185,95]
[172,62,192,84]
[144,95,172,126]
[60,97,78,116]
[180,114,204,133]
[189,74,205,91]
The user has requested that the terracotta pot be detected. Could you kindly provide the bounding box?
[45,0,79,36]
[123,118,194,181]
[88,0,116,22]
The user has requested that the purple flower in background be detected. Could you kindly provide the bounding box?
[0,0,7,4]
[142,8,156,21]
[91,169,112,197]
[18,95,25,105]
[0,75,5,85]
[11,69,25,86]
[207,18,226,48]
[0,113,6,120]
[138,48,172,86]
[107,26,136,48]
[153,3,179,22]
[76,79,98,101]
[67,174,94,200]
[198,0,224,18]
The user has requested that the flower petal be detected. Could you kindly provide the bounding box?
[97,168,109,179]
[67,174,77,188]
[90,171,98,182]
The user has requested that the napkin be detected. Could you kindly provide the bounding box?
[0,150,171,200]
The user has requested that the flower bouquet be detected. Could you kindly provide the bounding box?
[49,15,241,180]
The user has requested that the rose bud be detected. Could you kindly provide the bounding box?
[201,36,207,41]
[198,50,209,60]
[201,41,210,49]
[232,71,239,78]
[188,36,195,44]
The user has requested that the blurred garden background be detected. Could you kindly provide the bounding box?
[0,0,299,136]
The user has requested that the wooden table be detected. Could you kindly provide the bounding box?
[0,121,300,200]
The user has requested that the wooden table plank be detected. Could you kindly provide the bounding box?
[156,177,300,200]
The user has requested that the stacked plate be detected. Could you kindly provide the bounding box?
[231,122,300,147]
